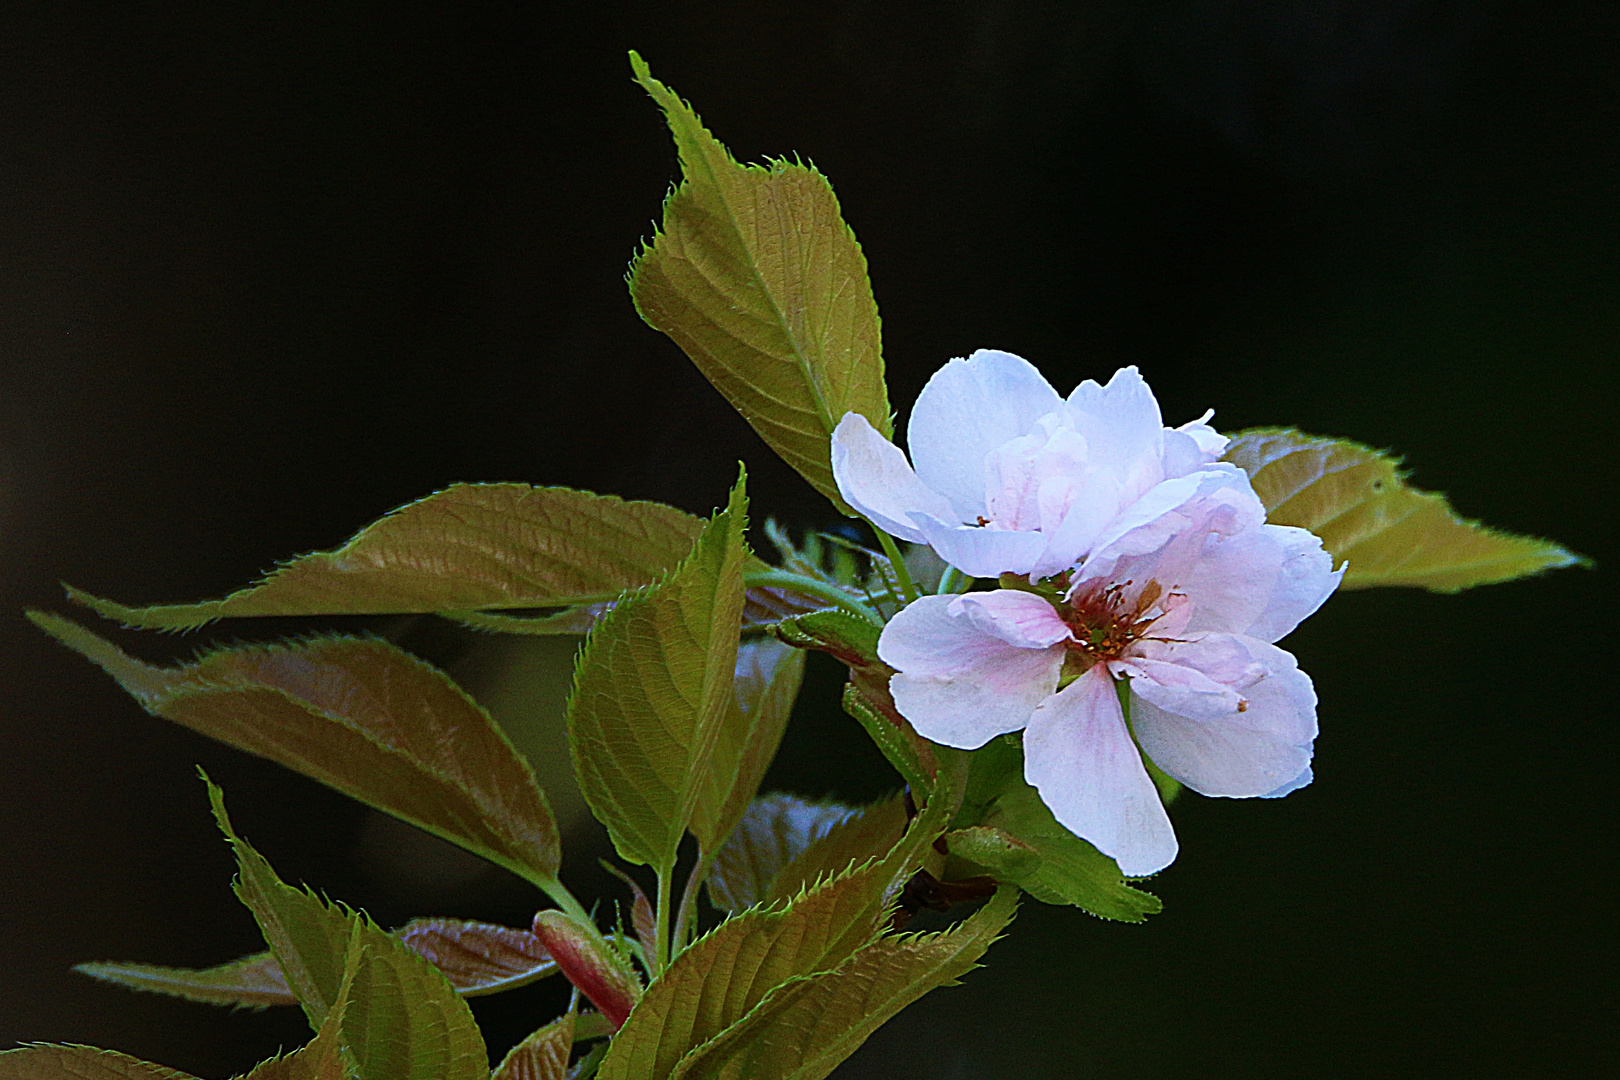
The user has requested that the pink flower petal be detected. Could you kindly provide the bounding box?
[831,412,956,543]
[879,594,1062,748]
[1177,523,1341,643]
[1127,634,1317,799]
[907,349,1064,523]
[1065,366,1166,502]
[1024,666,1178,877]
[916,516,1049,578]
[951,590,1073,649]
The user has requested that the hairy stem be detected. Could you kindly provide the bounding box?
[744,569,882,624]
[872,529,921,604]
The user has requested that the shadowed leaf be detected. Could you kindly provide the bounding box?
[78,918,556,1011]
[211,780,487,1080]
[31,615,562,891]
[1225,428,1585,591]
[688,637,807,856]
[491,1013,575,1080]
[707,794,856,914]
[0,1047,200,1080]
[567,473,749,870]
[767,793,909,907]
[628,53,891,513]
[671,886,1018,1080]
[65,484,720,630]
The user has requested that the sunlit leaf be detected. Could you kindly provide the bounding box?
[672,886,1018,1080]
[599,783,959,1080]
[628,53,891,513]
[491,1013,575,1080]
[0,1046,200,1080]
[1224,428,1585,592]
[211,780,487,1080]
[567,473,749,870]
[66,484,720,629]
[772,611,936,792]
[31,615,563,891]
[687,637,807,856]
[953,736,1159,922]
[707,793,856,914]
[77,917,556,1011]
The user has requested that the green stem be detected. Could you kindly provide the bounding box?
[744,569,882,625]
[671,846,718,955]
[652,860,674,978]
[570,1040,610,1079]
[872,529,921,604]
[936,566,971,595]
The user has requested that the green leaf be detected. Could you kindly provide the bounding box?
[76,951,295,1009]
[30,615,563,892]
[951,736,1159,921]
[766,793,910,907]
[567,472,749,870]
[211,779,487,1080]
[0,1046,201,1080]
[491,1013,575,1080]
[1224,428,1586,592]
[707,793,856,914]
[77,917,557,1010]
[240,984,351,1080]
[772,611,936,792]
[599,783,959,1080]
[687,637,807,856]
[671,885,1018,1080]
[942,827,1040,877]
[66,484,719,629]
[627,53,891,513]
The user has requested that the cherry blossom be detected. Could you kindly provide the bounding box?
[877,468,1341,876]
[831,349,1228,579]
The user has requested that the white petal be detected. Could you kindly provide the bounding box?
[1262,765,1313,798]
[879,597,1062,748]
[1073,466,1262,593]
[1175,409,1229,456]
[831,412,955,543]
[1127,634,1317,799]
[1028,467,1124,579]
[1024,667,1178,877]
[951,590,1072,649]
[1180,522,1342,642]
[907,350,1064,523]
[916,516,1049,578]
[1065,366,1166,501]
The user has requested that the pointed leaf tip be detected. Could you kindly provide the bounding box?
[628,64,890,512]
[1225,428,1585,592]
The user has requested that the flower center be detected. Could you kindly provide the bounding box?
[1058,579,1169,664]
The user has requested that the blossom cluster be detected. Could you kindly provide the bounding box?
[831,351,1341,876]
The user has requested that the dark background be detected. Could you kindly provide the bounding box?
[2,2,1613,1076]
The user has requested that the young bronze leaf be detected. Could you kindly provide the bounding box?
[394,917,557,995]
[212,782,487,1080]
[707,793,856,914]
[599,786,959,1080]
[567,474,749,870]
[76,951,296,1009]
[531,912,642,1031]
[1224,428,1585,592]
[77,918,555,1010]
[628,53,891,513]
[491,1013,575,1080]
[66,484,714,630]
[31,614,563,891]
[686,637,808,856]
[0,1047,201,1080]
[766,793,909,906]
[671,886,1018,1080]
